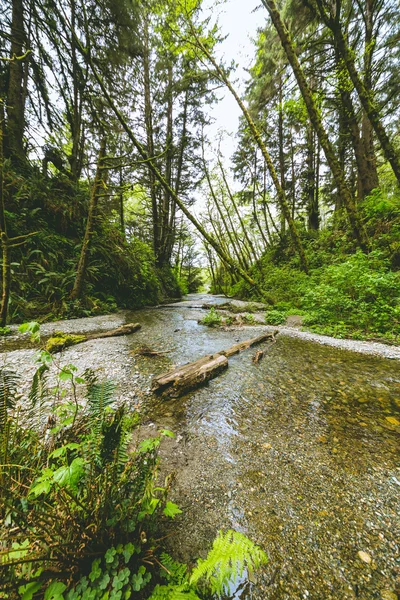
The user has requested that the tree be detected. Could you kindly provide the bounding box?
[261,0,370,251]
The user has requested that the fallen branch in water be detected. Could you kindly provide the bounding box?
[152,330,278,398]
[133,345,174,357]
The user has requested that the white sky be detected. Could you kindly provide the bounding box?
[203,0,265,161]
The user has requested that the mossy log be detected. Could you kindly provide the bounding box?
[152,331,277,399]
[46,323,141,353]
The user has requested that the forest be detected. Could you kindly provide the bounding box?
[0,0,400,598]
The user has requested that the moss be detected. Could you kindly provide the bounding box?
[45,333,86,353]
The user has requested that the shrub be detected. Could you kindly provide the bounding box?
[265,310,286,325]
[200,307,222,327]
[0,325,268,598]
[301,251,400,335]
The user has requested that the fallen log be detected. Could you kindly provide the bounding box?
[152,330,277,398]
[220,332,277,358]
[46,323,141,353]
[151,353,227,397]
[86,323,141,340]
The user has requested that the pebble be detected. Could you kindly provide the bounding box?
[358,551,372,564]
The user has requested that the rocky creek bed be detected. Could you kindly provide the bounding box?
[1,293,399,599]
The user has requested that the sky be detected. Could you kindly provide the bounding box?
[203,0,265,161]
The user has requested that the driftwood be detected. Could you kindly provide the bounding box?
[86,323,141,340]
[220,332,276,357]
[47,323,141,353]
[152,330,277,399]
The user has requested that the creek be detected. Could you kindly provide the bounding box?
[2,294,399,600]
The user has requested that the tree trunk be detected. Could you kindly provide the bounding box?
[219,160,259,263]
[143,14,160,262]
[251,152,270,248]
[159,61,174,266]
[305,125,319,230]
[0,105,10,326]
[278,80,286,233]
[312,0,400,186]
[119,167,125,239]
[333,41,376,198]
[262,0,369,252]
[82,44,257,289]
[360,0,379,193]
[7,0,26,164]
[70,138,106,300]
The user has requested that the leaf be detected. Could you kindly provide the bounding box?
[59,369,73,382]
[19,321,40,335]
[163,501,182,519]
[138,438,160,453]
[19,582,42,600]
[49,443,80,458]
[44,581,67,600]
[29,479,53,497]
[122,542,135,563]
[53,457,84,489]
[160,429,175,438]
[189,530,267,596]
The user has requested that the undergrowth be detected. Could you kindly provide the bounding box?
[0,324,267,599]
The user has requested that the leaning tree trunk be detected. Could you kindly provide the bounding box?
[262,0,370,252]
[190,33,309,272]
[311,0,400,187]
[70,138,106,300]
[77,37,258,290]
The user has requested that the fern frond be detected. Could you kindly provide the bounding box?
[100,405,129,471]
[0,368,19,434]
[87,380,115,434]
[148,584,200,600]
[28,363,50,426]
[189,530,267,597]
[0,367,19,465]
[159,553,188,585]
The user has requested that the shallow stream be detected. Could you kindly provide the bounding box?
[2,294,399,599]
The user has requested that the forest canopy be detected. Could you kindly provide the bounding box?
[0,0,399,339]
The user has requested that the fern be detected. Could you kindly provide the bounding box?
[86,380,115,435]
[159,552,188,585]
[28,363,50,426]
[189,530,267,597]
[100,405,129,472]
[0,368,19,464]
[148,584,201,600]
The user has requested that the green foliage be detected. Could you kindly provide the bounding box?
[190,530,267,595]
[149,530,267,599]
[0,352,268,600]
[0,356,177,597]
[45,333,86,353]
[2,166,179,324]
[0,326,12,336]
[242,313,255,324]
[301,251,400,336]
[265,309,286,325]
[200,307,222,327]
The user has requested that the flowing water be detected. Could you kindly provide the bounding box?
[2,294,400,599]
